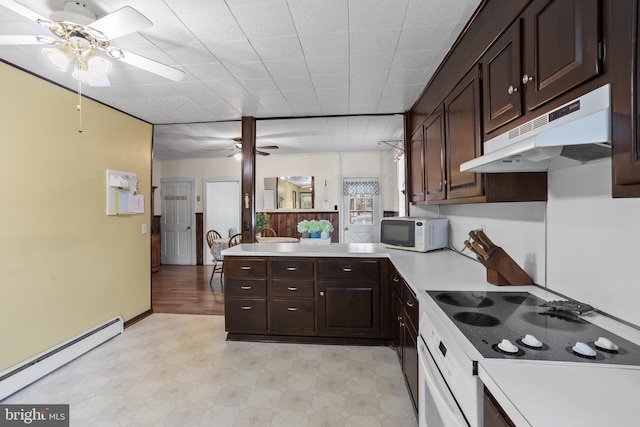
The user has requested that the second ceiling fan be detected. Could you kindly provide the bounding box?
[230,137,279,157]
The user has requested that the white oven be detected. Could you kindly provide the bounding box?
[418,307,483,427]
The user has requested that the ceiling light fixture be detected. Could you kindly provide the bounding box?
[36,16,115,132]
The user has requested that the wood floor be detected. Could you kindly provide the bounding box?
[152,265,225,315]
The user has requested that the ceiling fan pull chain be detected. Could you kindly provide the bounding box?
[76,75,82,133]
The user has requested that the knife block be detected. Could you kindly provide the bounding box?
[476,247,533,286]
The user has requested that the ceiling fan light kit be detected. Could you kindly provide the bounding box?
[0,1,185,84]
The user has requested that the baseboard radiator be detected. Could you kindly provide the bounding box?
[0,316,124,400]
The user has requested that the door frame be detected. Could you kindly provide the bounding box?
[339,174,382,243]
[202,177,241,265]
[160,177,196,265]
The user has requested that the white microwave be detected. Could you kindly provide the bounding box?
[380,217,448,252]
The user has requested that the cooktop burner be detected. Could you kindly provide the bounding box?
[427,291,640,365]
[453,312,500,327]
[435,292,494,308]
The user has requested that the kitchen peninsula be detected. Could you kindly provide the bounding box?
[222,243,640,426]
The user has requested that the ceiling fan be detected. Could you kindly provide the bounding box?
[0,0,184,85]
[229,137,279,157]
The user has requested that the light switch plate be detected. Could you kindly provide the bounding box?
[142,224,148,234]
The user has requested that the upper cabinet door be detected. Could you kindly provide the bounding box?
[445,68,483,200]
[410,126,425,203]
[523,0,601,111]
[424,106,447,202]
[612,0,640,195]
[482,21,523,134]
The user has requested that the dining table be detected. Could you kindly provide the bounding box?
[210,237,231,261]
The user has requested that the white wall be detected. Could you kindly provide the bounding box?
[546,160,640,326]
[412,159,640,327]
[157,151,399,213]
[158,157,241,213]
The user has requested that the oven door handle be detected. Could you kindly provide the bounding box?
[418,339,468,427]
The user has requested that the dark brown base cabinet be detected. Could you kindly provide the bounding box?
[391,268,419,414]
[484,388,516,427]
[224,256,388,341]
[317,258,382,337]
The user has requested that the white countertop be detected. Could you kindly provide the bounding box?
[222,243,640,426]
[222,242,391,257]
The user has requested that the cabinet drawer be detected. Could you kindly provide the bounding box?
[224,258,267,278]
[271,259,314,278]
[390,269,402,294]
[225,298,268,333]
[318,259,380,279]
[271,299,315,335]
[402,281,419,330]
[225,279,267,297]
[271,279,314,298]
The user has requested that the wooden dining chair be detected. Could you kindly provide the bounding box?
[205,229,223,290]
[228,233,242,247]
[260,227,277,237]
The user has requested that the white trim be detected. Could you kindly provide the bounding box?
[0,317,123,400]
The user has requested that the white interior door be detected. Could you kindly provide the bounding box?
[160,178,195,265]
[204,180,241,264]
[342,177,381,243]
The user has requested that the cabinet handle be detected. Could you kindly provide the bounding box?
[342,267,352,272]
[507,85,518,95]
[320,291,325,297]
[286,267,297,271]
[398,315,403,322]
[287,307,298,311]
[241,266,252,270]
[522,74,533,84]
[392,276,400,283]
[287,286,298,291]
[406,301,414,308]
[241,285,252,290]
[241,305,252,310]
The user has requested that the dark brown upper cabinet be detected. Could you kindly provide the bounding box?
[482,0,602,137]
[612,0,640,197]
[523,0,601,111]
[410,127,425,203]
[445,68,484,200]
[424,106,446,202]
[482,21,523,134]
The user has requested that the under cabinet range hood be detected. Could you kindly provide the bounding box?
[461,84,612,173]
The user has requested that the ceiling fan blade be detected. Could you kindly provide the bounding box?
[113,48,184,82]
[90,6,152,40]
[88,75,111,87]
[0,0,48,23]
[257,145,279,150]
[256,150,270,156]
[0,35,42,45]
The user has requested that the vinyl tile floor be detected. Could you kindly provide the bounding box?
[4,314,419,427]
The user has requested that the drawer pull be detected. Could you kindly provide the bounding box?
[241,285,252,290]
[287,307,298,311]
[406,301,414,308]
[286,267,298,271]
[240,266,253,270]
[342,267,352,272]
[287,286,298,291]
[241,305,252,310]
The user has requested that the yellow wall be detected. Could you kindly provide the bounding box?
[0,62,152,370]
